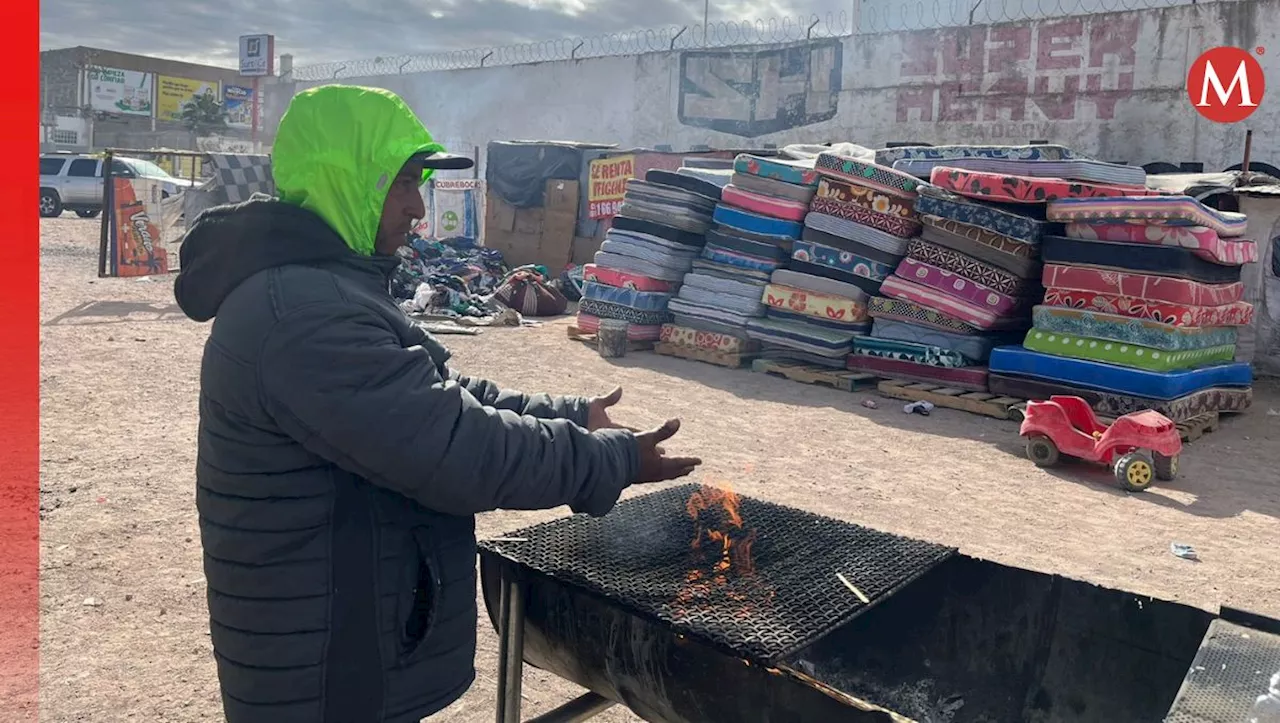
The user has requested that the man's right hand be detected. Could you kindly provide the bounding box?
[633,419,701,483]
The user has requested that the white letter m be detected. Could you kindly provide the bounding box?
[1197,60,1258,107]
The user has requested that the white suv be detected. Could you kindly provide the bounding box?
[39,154,195,218]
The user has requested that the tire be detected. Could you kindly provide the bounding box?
[1153,453,1178,481]
[1025,436,1060,467]
[75,208,100,219]
[1115,453,1155,492]
[40,189,63,218]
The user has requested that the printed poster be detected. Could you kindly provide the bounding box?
[429,179,482,240]
[587,154,635,219]
[224,85,265,130]
[157,75,219,122]
[110,178,169,277]
[85,67,153,116]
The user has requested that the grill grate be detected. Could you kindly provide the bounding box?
[480,484,955,663]
[1164,619,1280,723]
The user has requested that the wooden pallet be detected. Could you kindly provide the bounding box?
[751,359,879,392]
[653,342,754,369]
[877,379,1024,420]
[566,325,654,351]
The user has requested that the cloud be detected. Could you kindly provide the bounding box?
[39,0,856,69]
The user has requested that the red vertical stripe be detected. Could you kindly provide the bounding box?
[0,0,41,720]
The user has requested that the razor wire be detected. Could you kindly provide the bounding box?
[290,0,1236,81]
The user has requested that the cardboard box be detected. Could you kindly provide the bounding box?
[544,179,579,213]
[571,235,603,266]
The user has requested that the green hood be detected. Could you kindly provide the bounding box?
[272,84,445,255]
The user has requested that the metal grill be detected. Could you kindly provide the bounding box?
[479,484,954,663]
[1165,619,1280,723]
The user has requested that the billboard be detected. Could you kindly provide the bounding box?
[157,76,219,122]
[586,154,635,219]
[239,34,274,76]
[224,85,264,129]
[84,67,153,117]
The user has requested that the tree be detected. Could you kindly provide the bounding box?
[180,91,228,138]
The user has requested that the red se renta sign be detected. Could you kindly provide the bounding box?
[1187,46,1266,123]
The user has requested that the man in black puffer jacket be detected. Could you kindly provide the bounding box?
[173,84,700,723]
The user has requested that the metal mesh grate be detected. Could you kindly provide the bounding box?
[479,484,954,663]
[1165,619,1280,723]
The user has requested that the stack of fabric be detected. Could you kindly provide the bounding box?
[987,193,1257,421]
[666,153,810,354]
[578,169,723,342]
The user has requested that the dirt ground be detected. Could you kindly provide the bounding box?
[37,215,1280,722]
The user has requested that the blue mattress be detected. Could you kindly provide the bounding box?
[987,346,1252,400]
[714,204,804,240]
[581,282,673,312]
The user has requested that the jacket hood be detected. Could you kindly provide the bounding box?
[173,196,397,322]
[272,84,446,256]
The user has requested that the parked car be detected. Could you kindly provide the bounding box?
[39,153,196,218]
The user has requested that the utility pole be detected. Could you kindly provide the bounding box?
[703,0,709,46]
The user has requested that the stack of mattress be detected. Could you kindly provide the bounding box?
[666,154,812,355]
[986,194,1258,421]
[579,169,723,341]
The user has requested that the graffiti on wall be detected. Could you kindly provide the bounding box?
[895,16,1140,124]
[678,38,842,137]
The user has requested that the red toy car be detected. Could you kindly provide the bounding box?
[1019,395,1183,492]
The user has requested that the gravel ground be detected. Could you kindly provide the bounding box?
[36,215,1280,722]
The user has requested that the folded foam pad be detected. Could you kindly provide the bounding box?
[756,344,848,369]
[592,252,688,282]
[667,297,756,327]
[1041,288,1254,327]
[618,200,711,234]
[928,167,1155,204]
[875,143,1081,167]
[771,268,870,303]
[702,244,783,275]
[804,212,911,256]
[809,196,922,238]
[853,336,973,368]
[881,274,1024,331]
[871,318,1019,363]
[721,185,810,222]
[892,157,1146,186]
[599,239,697,274]
[705,229,789,262]
[1064,223,1258,266]
[815,153,924,199]
[895,258,1023,316]
[916,186,1054,244]
[714,204,803,239]
[644,169,724,201]
[1022,328,1235,372]
[606,228,703,256]
[802,226,904,265]
[988,346,1252,399]
[920,215,1040,278]
[731,172,817,203]
[845,355,990,392]
[792,239,894,286]
[683,271,767,299]
[677,285,764,317]
[763,283,869,325]
[670,313,750,338]
[1040,236,1242,284]
[1042,264,1244,306]
[660,323,754,353]
[690,258,772,284]
[575,312,663,341]
[907,239,1032,297]
[581,282,674,312]
[745,316,861,357]
[868,296,983,335]
[1046,196,1249,237]
[626,179,717,211]
[610,215,706,247]
[986,374,1252,423]
[677,167,734,189]
[577,297,671,326]
[582,264,674,293]
[815,177,918,219]
[1031,305,1237,351]
[734,154,820,187]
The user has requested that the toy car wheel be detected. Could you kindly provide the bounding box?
[1025,436,1060,467]
[1153,453,1178,481]
[1115,453,1155,492]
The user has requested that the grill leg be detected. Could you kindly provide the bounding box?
[495,578,525,723]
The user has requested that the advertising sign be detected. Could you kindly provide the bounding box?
[85,67,153,116]
[157,76,219,122]
[586,154,635,220]
[239,34,274,77]
[109,178,169,277]
[224,85,264,129]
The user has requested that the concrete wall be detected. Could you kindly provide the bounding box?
[272,0,1279,174]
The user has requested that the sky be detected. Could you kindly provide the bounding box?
[40,0,861,69]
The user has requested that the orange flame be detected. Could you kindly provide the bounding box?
[673,483,773,616]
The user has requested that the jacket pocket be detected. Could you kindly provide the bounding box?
[396,526,441,662]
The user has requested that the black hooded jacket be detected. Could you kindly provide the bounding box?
[175,196,639,723]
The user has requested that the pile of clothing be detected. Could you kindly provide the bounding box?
[578,168,723,341]
[392,235,511,319]
[987,191,1257,421]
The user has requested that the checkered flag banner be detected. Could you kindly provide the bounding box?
[209,154,274,204]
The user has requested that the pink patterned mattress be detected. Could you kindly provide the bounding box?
[1042,287,1255,328]
[1064,223,1258,266]
[929,167,1156,205]
[721,184,810,222]
[895,258,1023,316]
[1042,264,1244,307]
[881,274,1023,330]
[1046,196,1249,237]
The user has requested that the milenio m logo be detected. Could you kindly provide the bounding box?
[1187,46,1267,123]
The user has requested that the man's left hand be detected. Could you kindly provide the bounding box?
[587,386,632,432]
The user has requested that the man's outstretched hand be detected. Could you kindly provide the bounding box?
[633,419,701,483]
[587,386,630,432]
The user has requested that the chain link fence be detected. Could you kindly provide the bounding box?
[291,0,1223,81]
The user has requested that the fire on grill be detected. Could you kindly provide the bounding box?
[480,484,1279,723]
